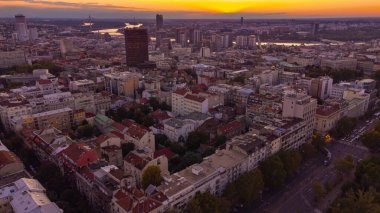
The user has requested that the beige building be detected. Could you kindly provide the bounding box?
[23,107,74,131]
[343,88,369,114]
[282,91,317,141]
[104,72,141,97]
[315,104,345,134]
[69,79,96,92]
[73,92,96,114]
[94,92,112,114]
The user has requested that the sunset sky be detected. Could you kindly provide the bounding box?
[0,0,380,19]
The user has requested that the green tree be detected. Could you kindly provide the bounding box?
[115,107,129,122]
[148,98,160,111]
[223,183,239,205]
[5,136,24,152]
[330,117,357,138]
[75,124,93,139]
[236,169,264,205]
[169,142,186,156]
[280,150,302,177]
[361,130,380,152]
[186,130,209,150]
[176,152,202,171]
[300,142,317,159]
[259,155,287,190]
[232,76,245,84]
[331,188,380,213]
[160,101,171,111]
[155,134,170,148]
[215,135,227,147]
[374,121,380,132]
[313,181,326,201]
[187,192,230,213]
[311,133,326,151]
[122,143,135,157]
[141,165,163,189]
[334,155,355,176]
[355,156,380,191]
[141,115,154,127]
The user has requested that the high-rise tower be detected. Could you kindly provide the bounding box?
[15,14,28,41]
[156,14,164,30]
[124,26,149,66]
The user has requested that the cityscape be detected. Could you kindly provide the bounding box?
[0,2,380,213]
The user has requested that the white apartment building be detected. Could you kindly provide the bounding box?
[208,84,234,105]
[158,148,247,210]
[28,92,74,113]
[171,88,209,116]
[343,88,370,117]
[0,51,26,68]
[320,58,358,71]
[0,98,32,132]
[73,93,96,114]
[94,92,111,114]
[282,91,317,141]
[69,79,96,92]
[287,55,315,67]
[163,118,195,142]
[0,178,62,213]
[35,78,59,95]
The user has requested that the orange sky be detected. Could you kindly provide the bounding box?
[1,0,380,17]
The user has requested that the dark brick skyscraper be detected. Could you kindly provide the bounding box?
[156,14,163,30]
[124,28,149,67]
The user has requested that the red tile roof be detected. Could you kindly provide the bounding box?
[173,88,189,96]
[124,152,149,170]
[126,187,145,200]
[184,94,206,103]
[112,122,127,132]
[79,166,95,181]
[60,143,94,163]
[117,196,134,212]
[114,189,127,200]
[122,119,150,140]
[153,148,176,159]
[149,110,171,121]
[109,168,124,181]
[0,151,22,170]
[132,198,162,213]
[218,120,243,134]
[37,79,53,85]
[85,112,95,118]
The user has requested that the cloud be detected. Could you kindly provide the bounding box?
[0,0,143,10]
